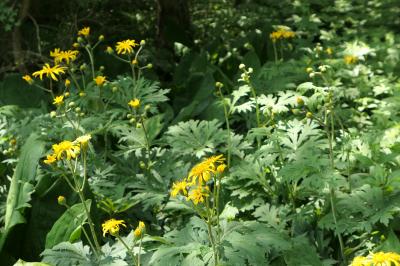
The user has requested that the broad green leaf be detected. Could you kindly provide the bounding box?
[0,134,45,250]
[45,200,91,249]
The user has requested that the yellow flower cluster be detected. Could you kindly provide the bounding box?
[270,28,296,42]
[43,134,91,164]
[50,48,79,64]
[32,63,66,81]
[102,218,126,237]
[170,155,226,205]
[115,39,139,55]
[344,55,358,65]
[350,251,400,266]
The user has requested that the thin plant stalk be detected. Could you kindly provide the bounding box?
[217,87,232,167]
[116,235,137,265]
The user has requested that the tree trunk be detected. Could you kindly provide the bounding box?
[12,0,30,73]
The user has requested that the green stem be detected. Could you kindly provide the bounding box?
[137,237,143,266]
[139,116,151,167]
[272,41,278,63]
[205,199,218,265]
[84,46,96,80]
[116,235,137,265]
[250,85,261,148]
[324,90,346,263]
[218,87,232,167]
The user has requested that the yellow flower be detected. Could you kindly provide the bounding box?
[32,63,66,81]
[53,95,64,106]
[216,164,227,174]
[51,50,79,64]
[44,154,57,164]
[102,218,126,237]
[22,75,33,85]
[50,48,61,58]
[270,28,295,42]
[75,134,91,147]
[187,186,209,205]
[94,76,106,86]
[78,27,90,37]
[134,221,145,238]
[188,155,225,185]
[52,140,80,160]
[326,47,333,55]
[65,79,71,87]
[344,55,358,65]
[372,251,400,266]
[115,39,138,55]
[128,98,140,108]
[349,256,368,266]
[73,42,80,48]
[171,180,188,197]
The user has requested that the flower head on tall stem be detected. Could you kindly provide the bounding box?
[102,218,126,237]
[32,63,66,81]
[115,39,139,55]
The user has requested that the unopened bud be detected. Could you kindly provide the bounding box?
[296,97,304,106]
[112,86,118,92]
[79,92,86,97]
[57,196,66,205]
[306,112,313,119]
[80,64,87,71]
[215,81,223,88]
[68,102,75,107]
[73,42,80,48]
[75,107,81,113]
[239,63,245,70]
[140,40,146,46]
[98,35,105,41]
[146,63,153,69]
[77,37,84,43]
[139,161,146,169]
[50,111,57,118]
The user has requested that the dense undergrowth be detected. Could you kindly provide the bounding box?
[1,1,400,265]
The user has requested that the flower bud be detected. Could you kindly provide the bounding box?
[309,73,315,78]
[77,37,84,43]
[75,107,81,113]
[129,118,136,124]
[79,112,85,117]
[239,63,245,70]
[64,92,70,97]
[215,81,223,88]
[306,67,313,73]
[112,86,118,92]
[65,79,71,88]
[217,164,227,174]
[145,104,151,111]
[139,161,146,169]
[73,42,80,48]
[146,63,153,69]
[80,64,87,71]
[98,35,105,41]
[296,97,304,106]
[140,40,146,46]
[79,92,86,97]
[106,46,114,54]
[248,67,253,73]
[291,108,300,115]
[50,111,57,118]
[306,112,313,119]
[68,102,75,107]
[57,195,66,205]
[99,66,105,72]
[127,114,133,119]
